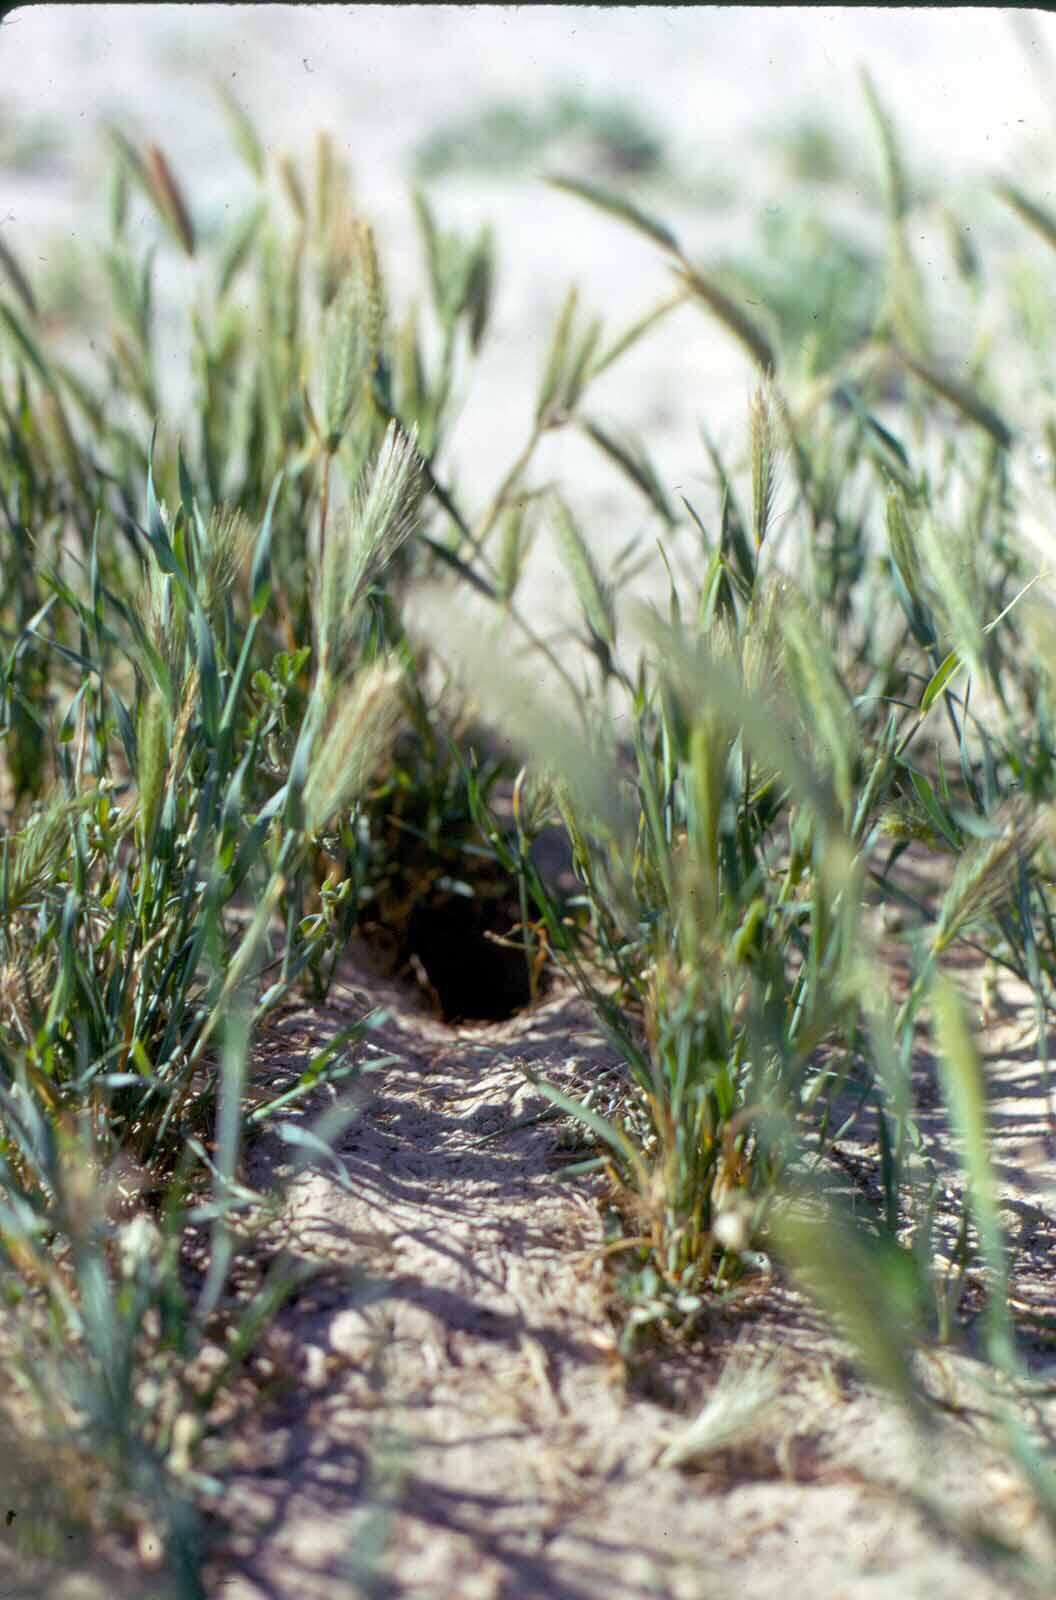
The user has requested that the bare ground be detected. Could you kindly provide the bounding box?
[5,885,1056,1598]
[179,932,1056,1600]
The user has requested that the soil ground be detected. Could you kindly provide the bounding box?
[204,929,1056,1600]
[3,871,1056,1598]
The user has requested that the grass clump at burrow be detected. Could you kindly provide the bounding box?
[5,61,1056,1595]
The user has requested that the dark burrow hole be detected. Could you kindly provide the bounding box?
[372,816,575,1025]
[355,721,579,1025]
[405,890,541,1023]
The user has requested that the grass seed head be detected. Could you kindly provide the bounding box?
[305,659,405,834]
[200,505,253,621]
[144,143,195,258]
[749,379,782,550]
[657,1341,783,1469]
[317,420,422,684]
[932,800,1055,954]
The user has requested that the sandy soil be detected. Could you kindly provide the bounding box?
[193,933,1056,1600]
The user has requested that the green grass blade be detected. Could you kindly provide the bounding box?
[896,350,1013,450]
[215,80,266,180]
[994,179,1056,253]
[930,977,1015,1369]
[676,265,776,373]
[547,173,680,256]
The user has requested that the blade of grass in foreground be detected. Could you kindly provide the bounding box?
[774,1197,932,1428]
[930,977,1016,1372]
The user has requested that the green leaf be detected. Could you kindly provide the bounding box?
[535,284,579,422]
[218,617,260,746]
[917,571,1042,722]
[177,443,198,532]
[195,603,221,742]
[108,688,138,771]
[0,299,54,390]
[896,349,1013,450]
[676,265,776,373]
[0,237,38,319]
[250,469,285,617]
[577,416,675,525]
[931,978,1015,1370]
[775,1200,931,1426]
[218,200,266,298]
[919,648,963,714]
[284,713,314,833]
[861,68,911,223]
[523,1070,642,1172]
[547,173,680,256]
[994,179,1056,254]
[589,289,688,381]
[906,767,961,850]
[215,80,266,180]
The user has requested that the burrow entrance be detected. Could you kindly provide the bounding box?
[361,824,572,1026]
[354,727,576,1025]
[405,887,541,1023]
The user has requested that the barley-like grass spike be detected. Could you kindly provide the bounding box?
[144,144,195,258]
[552,494,615,648]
